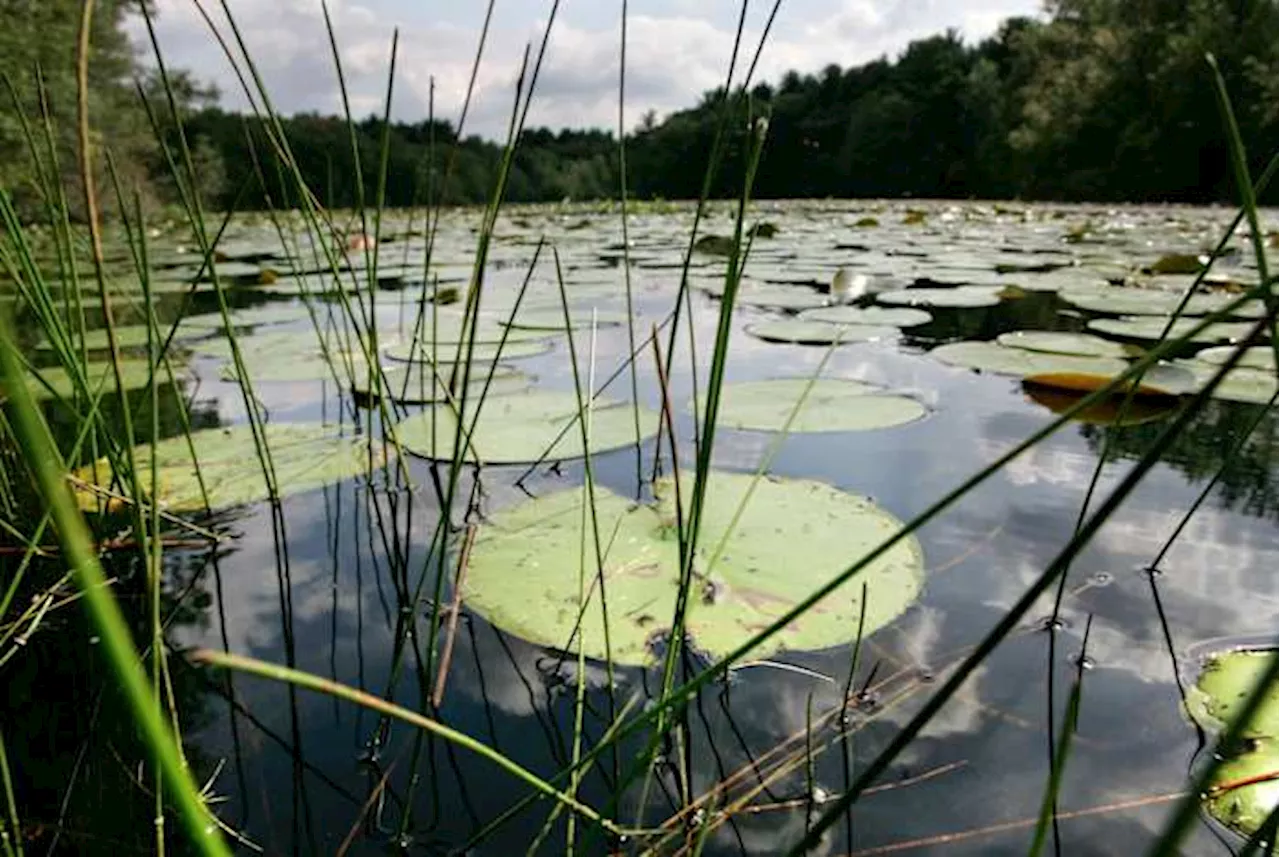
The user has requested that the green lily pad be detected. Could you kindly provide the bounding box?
[1172,360,1279,405]
[72,423,378,513]
[929,341,1130,379]
[37,323,202,352]
[11,359,184,402]
[1088,316,1258,345]
[384,337,552,364]
[744,319,899,345]
[996,331,1134,359]
[220,349,371,383]
[352,363,530,404]
[710,379,926,432]
[500,307,628,331]
[1188,649,1278,840]
[798,306,932,327]
[394,389,657,464]
[1195,345,1277,371]
[876,286,1003,309]
[1147,253,1206,275]
[462,470,925,664]
[1061,286,1266,318]
[697,280,829,311]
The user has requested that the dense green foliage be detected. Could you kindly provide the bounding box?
[0,0,1276,219]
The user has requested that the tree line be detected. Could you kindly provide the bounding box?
[1,0,1276,221]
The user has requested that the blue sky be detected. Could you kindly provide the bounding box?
[136,0,1041,139]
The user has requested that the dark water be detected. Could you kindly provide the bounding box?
[3,203,1277,856]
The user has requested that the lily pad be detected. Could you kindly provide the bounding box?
[996,331,1134,359]
[798,306,932,327]
[1195,345,1277,371]
[462,470,925,664]
[744,319,899,345]
[384,337,552,364]
[1147,253,1206,275]
[500,307,628,331]
[1021,383,1178,427]
[698,280,829,311]
[876,286,1003,309]
[1188,649,1279,840]
[11,359,185,403]
[930,341,1130,379]
[710,379,926,433]
[72,423,377,513]
[1172,360,1279,405]
[352,363,530,405]
[1088,316,1258,345]
[1061,286,1266,318]
[394,389,657,464]
[37,323,202,352]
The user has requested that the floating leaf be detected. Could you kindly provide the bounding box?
[996,330,1134,359]
[500,307,628,331]
[1088,316,1258,345]
[37,323,202,352]
[876,286,1002,308]
[352,363,530,405]
[799,305,932,327]
[1172,360,1278,405]
[220,350,371,383]
[384,337,552,364]
[744,319,898,345]
[1195,345,1277,371]
[462,470,925,664]
[1021,383,1177,426]
[1061,286,1266,318]
[709,379,926,432]
[698,280,829,310]
[1188,649,1279,840]
[394,389,657,464]
[72,424,377,513]
[694,235,736,255]
[854,216,879,228]
[1020,362,1194,397]
[11,359,184,403]
[929,341,1129,379]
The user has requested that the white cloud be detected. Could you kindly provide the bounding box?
[131,0,1041,139]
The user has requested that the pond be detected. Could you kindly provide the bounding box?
[3,198,1277,855]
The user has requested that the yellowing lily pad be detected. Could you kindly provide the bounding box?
[72,423,378,513]
[1021,383,1178,426]
[798,305,932,327]
[744,319,899,345]
[462,470,925,664]
[710,379,926,432]
[394,389,657,464]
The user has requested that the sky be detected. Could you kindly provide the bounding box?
[132,0,1042,140]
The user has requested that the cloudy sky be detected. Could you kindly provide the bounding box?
[133,0,1041,139]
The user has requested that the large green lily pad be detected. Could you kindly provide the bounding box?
[37,323,202,352]
[698,280,829,311]
[1172,360,1279,405]
[1195,345,1277,371]
[1188,649,1278,840]
[1061,286,1267,318]
[710,379,926,432]
[876,286,1003,308]
[72,423,378,513]
[10,359,185,402]
[798,305,932,327]
[929,341,1129,379]
[500,307,629,331]
[1088,316,1258,345]
[996,330,1134,359]
[352,363,530,404]
[462,470,925,664]
[384,337,552,364]
[744,319,899,345]
[394,389,657,464]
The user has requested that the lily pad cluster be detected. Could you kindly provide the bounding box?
[462,470,926,664]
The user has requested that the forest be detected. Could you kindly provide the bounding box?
[1,0,1276,219]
